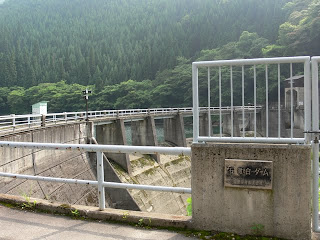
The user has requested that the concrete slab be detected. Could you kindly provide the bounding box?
[0,205,196,240]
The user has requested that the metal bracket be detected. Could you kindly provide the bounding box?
[304,131,320,143]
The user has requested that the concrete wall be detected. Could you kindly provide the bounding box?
[191,143,311,240]
[0,124,101,207]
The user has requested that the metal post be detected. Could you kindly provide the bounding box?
[82,88,91,122]
[219,66,222,137]
[192,64,199,142]
[242,65,245,137]
[208,67,211,137]
[265,65,269,137]
[305,58,312,143]
[11,114,15,132]
[290,63,293,138]
[97,151,105,211]
[278,64,281,138]
[254,65,257,138]
[312,57,319,231]
[230,66,233,137]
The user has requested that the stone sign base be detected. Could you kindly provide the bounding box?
[191,143,311,240]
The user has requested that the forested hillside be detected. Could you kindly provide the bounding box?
[0,0,319,114]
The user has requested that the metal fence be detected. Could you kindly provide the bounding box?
[0,106,262,134]
[0,141,191,211]
[192,56,311,144]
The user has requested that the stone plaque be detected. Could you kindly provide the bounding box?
[224,159,273,190]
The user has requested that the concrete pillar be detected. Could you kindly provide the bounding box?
[199,113,209,137]
[164,114,186,147]
[95,119,131,174]
[222,111,240,136]
[294,108,304,130]
[86,121,95,142]
[191,143,311,240]
[131,116,160,162]
[253,108,288,138]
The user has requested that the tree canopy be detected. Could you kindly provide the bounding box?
[1,0,319,115]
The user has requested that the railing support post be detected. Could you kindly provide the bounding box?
[41,115,46,127]
[97,151,105,210]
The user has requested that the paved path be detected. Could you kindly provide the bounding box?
[0,206,197,240]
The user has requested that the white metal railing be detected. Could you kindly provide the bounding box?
[311,56,320,232]
[192,56,311,144]
[0,106,260,135]
[0,141,191,210]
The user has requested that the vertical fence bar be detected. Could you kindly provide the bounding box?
[242,65,245,137]
[290,63,293,138]
[192,64,199,142]
[305,57,312,143]
[312,58,319,231]
[230,66,233,137]
[278,64,281,138]
[12,114,15,132]
[208,67,211,136]
[97,151,105,211]
[254,65,257,138]
[28,116,31,128]
[265,65,269,137]
[219,66,222,137]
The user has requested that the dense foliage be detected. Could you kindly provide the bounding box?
[0,0,319,114]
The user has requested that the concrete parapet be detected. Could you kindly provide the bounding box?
[131,116,160,162]
[164,114,186,147]
[191,143,311,240]
[95,119,131,174]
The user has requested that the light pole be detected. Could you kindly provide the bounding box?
[82,88,92,121]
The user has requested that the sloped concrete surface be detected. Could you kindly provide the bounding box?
[114,154,191,215]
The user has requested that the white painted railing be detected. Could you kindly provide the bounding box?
[311,56,320,232]
[192,56,311,144]
[0,141,191,211]
[0,106,260,134]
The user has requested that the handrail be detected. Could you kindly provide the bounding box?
[0,106,261,134]
[0,141,192,210]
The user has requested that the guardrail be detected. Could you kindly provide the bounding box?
[0,141,191,210]
[192,56,311,144]
[0,106,260,135]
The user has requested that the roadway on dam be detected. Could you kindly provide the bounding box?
[0,205,197,240]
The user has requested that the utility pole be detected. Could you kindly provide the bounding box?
[82,88,92,121]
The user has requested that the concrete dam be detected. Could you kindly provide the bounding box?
[0,106,304,216]
[0,121,192,215]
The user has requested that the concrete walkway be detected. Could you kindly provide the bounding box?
[0,206,197,240]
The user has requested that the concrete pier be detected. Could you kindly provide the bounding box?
[131,116,160,162]
[164,114,187,147]
[95,119,131,174]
